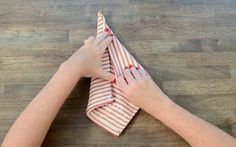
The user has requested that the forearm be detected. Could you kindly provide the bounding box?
[2,63,81,147]
[145,92,236,147]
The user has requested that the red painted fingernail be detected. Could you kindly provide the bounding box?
[104,28,109,32]
[128,65,133,69]
[136,66,140,70]
[111,78,116,83]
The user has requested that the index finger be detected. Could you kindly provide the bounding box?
[98,35,113,54]
[94,31,109,45]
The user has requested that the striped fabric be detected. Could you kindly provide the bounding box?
[86,11,151,136]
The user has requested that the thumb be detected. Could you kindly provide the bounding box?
[97,69,115,82]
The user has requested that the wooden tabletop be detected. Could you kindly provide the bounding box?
[0,0,236,146]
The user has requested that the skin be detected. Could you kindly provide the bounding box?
[2,30,236,147]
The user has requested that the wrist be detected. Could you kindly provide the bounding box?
[60,61,82,80]
[142,88,175,119]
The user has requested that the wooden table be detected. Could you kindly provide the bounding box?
[1,0,236,146]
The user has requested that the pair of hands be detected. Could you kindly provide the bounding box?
[63,30,164,109]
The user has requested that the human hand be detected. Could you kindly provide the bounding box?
[63,29,115,81]
[116,66,169,112]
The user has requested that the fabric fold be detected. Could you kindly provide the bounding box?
[86,11,151,136]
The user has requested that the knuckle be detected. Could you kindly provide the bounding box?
[139,78,149,85]
[125,88,133,97]
[127,84,138,93]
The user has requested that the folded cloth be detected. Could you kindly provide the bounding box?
[86,11,151,136]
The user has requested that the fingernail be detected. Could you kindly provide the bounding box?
[128,64,133,69]
[124,67,129,70]
[109,33,113,36]
[111,78,116,83]
[104,28,109,32]
[136,66,140,70]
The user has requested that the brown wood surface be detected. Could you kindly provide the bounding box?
[1,0,236,146]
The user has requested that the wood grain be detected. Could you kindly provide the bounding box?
[0,0,236,146]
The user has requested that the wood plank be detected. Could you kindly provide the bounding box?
[0,68,56,84]
[139,52,236,67]
[0,30,69,48]
[0,85,3,98]
[148,65,231,81]
[162,79,236,95]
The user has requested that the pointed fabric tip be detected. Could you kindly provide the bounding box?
[98,11,102,16]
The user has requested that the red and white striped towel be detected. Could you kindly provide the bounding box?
[86,11,151,136]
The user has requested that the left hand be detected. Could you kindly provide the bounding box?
[63,30,115,81]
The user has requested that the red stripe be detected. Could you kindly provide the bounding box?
[90,87,111,97]
[88,95,110,104]
[113,38,125,69]
[108,44,121,75]
[97,18,103,24]
[90,88,112,98]
[96,108,126,127]
[117,39,130,67]
[111,42,123,75]
[101,107,129,123]
[97,21,103,28]
[91,78,107,82]
[102,54,109,59]
[87,99,112,112]
[87,112,119,136]
[90,84,111,94]
[114,37,127,67]
[90,82,110,91]
[87,97,113,110]
[119,40,135,66]
[93,110,123,130]
[88,94,111,106]
[91,80,107,86]
[102,58,110,63]
[103,106,130,121]
[101,62,110,67]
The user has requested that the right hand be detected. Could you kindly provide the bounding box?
[116,66,169,111]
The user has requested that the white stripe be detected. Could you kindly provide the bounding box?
[96,108,127,127]
[112,103,133,119]
[91,78,108,83]
[113,37,126,69]
[87,112,119,136]
[108,42,122,75]
[90,81,110,90]
[103,105,130,122]
[87,97,112,110]
[92,110,123,131]
[89,91,112,101]
[116,38,129,67]
[90,84,111,94]
[89,87,112,98]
